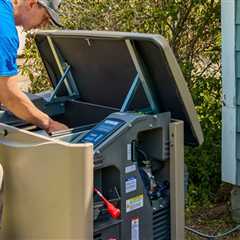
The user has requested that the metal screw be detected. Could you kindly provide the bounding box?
[0,129,8,137]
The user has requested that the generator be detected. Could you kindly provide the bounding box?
[0,31,203,240]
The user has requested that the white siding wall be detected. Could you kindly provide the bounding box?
[222,0,237,184]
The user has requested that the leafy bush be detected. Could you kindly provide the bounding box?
[23,0,221,204]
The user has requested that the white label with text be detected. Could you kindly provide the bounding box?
[125,164,137,174]
[127,144,132,160]
[126,177,137,193]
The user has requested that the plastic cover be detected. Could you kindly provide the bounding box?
[34,30,203,146]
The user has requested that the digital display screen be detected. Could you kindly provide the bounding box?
[79,118,125,147]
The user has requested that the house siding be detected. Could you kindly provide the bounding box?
[222,0,237,184]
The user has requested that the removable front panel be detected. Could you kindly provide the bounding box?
[0,124,93,240]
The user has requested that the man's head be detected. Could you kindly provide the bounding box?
[13,0,62,31]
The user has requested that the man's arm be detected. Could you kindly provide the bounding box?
[0,163,3,227]
[0,76,68,133]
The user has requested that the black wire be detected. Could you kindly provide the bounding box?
[136,148,148,161]
[185,224,240,239]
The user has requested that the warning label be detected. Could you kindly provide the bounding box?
[131,217,139,240]
[126,194,144,213]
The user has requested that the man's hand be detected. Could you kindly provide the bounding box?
[46,119,68,134]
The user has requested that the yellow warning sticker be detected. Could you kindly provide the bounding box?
[126,194,144,213]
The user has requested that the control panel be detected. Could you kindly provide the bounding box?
[73,118,125,148]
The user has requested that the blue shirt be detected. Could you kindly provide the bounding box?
[0,0,19,77]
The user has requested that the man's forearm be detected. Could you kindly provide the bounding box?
[0,76,50,130]
[3,89,50,129]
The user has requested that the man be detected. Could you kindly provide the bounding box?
[0,0,68,133]
[0,0,68,226]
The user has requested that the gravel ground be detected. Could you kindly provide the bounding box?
[185,186,240,240]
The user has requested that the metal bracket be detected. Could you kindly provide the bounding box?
[125,40,159,113]
[49,65,71,102]
[120,74,140,112]
[47,36,79,99]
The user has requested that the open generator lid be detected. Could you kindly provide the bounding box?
[34,30,203,146]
